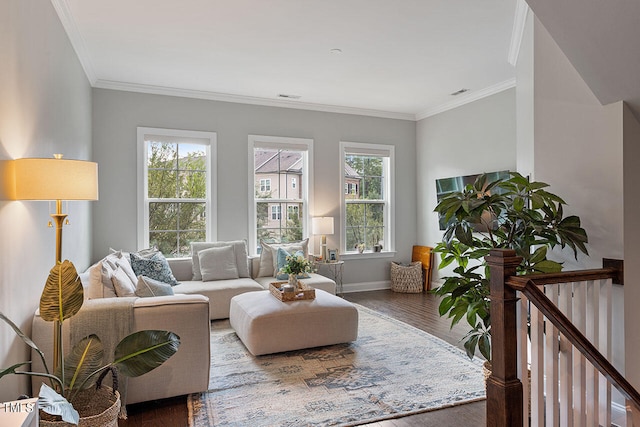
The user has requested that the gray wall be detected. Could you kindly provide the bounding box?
[0,0,92,401]
[415,88,517,279]
[91,89,416,289]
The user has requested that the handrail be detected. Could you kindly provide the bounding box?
[518,278,640,407]
[485,249,632,427]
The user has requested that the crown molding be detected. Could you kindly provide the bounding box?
[51,0,97,85]
[508,0,530,66]
[92,80,416,121]
[415,78,516,121]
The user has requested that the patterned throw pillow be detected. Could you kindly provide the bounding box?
[135,276,175,297]
[129,251,179,286]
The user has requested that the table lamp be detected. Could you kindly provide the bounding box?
[312,217,334,261]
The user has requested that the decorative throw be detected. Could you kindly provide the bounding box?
[69,297,135,418]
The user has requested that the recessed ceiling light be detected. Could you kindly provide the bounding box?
[451,88,470,96]
[277,94,301,100]
[330,48,342,54]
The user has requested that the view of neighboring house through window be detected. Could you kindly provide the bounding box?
[340,141,394,253]
[249,135,313,254]
[137,127,216,257]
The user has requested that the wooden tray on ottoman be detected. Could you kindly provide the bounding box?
[269,281,316,301]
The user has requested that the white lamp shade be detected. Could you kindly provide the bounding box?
[13,157,99,200]
[312,217,334,235]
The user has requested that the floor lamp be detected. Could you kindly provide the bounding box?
[13,154,99,372]
[312,217,334,261]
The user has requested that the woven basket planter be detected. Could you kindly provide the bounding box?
[390,261,423,293]
[40,387,120,427]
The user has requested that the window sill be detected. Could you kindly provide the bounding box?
[340,251,397,261]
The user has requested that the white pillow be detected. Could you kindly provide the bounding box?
[115,257,138,285]
[87,261,117,299]
[258,239,309,277]
[135,276,175,297]
[198,245,239,281]
[191,241,249,280]
[111,266,136,297]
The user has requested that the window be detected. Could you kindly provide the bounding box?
[260,178,271,192]
[271,205,281,220]
[340,141,394,254]
[137,127,216,257]
[287,205,299,220]
[249,135,313,255]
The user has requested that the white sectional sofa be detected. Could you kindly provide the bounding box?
[30,239,336,405]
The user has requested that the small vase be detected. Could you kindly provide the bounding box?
[288,274,299,291]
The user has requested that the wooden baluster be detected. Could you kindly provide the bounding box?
[544,284,560,426]
[573,281,587,425]
[559,283,573,427]
[486,249,523,427]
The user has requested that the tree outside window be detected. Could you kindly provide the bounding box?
[146,140,209,257]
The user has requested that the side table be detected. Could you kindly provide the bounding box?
[316,261,344,295]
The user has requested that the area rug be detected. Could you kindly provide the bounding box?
[187,304,485,427]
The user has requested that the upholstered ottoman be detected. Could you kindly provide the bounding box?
[229,289,358,356]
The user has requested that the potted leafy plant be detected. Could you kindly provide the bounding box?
[432,172,588,361]
[0,260,180,426]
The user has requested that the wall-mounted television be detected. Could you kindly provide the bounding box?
[435,170,511,230]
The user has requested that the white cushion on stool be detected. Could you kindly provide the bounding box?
[229,289,358,356]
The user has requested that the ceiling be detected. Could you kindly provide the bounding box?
[53,0,519,120]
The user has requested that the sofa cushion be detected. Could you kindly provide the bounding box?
[135,276,175,297]
[258,239,308,277]
[198,245,239,281]
[173,278,263,320]
[130,251,179,286]
[111,266,137,297]
[191,241,250,280]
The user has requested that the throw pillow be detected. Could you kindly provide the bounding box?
[257,238,309,277]
[130,251,179,286]
[135,275,175,297]
[87,261,115,299]
[198,245,239,281]
[191,241,249,280]
[275,248,308,280]
[111,266,136,297]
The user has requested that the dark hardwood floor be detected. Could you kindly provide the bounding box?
[120,289,486,427]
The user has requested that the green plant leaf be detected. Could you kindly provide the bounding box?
[61,335,104,391]
[532,259,563,273]
[39,261,84,322]
[0,362,31,379]
[478,334,491,361]
[463,334,479,360]
[113,330,180,377]
[0,312,49,375]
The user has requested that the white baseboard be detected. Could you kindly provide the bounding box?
[341,281,391,293]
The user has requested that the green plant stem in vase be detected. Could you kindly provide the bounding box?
[432,172,589,361]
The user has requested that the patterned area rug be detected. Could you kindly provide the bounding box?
[188,304,485,427]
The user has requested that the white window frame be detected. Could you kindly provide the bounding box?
[137,127,217,255]
[339,141,395,259]
[248,135,314,256]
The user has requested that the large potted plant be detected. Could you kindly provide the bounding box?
[432,172,588,361]
[0,260,180,426]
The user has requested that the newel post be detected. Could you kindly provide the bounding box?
[485,249,523,427]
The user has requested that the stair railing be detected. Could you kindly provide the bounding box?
[486,248,638,426]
